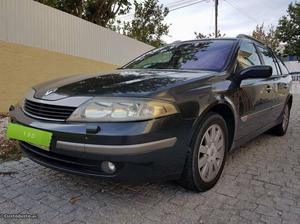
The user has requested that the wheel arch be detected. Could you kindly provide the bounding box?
[191,98,238,152]
[287,95,293,109]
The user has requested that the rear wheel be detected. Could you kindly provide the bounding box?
[179,113,229,192]
[270,103,290,136]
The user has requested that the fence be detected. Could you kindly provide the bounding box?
[291,73,300,82]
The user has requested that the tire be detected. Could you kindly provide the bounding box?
[270,103,290,136]
[179,112,229,192]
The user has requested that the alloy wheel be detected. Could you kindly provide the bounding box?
[197,124,225,182]
[282,105,289,131]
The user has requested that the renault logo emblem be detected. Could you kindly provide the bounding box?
[44,89,57,96]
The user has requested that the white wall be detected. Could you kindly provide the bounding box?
[0,0,153,65]
[285,61,300,73]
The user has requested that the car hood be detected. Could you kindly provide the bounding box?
[33,69,216,100]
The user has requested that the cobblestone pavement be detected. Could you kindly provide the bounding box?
[0,95,300,224]
[291,82,300,94]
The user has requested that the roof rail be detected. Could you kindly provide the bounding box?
[236,34,266,46]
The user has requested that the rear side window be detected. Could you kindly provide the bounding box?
[237,41,261,71]
[257,47,279,76]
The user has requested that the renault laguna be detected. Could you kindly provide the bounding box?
[7,35,293,191]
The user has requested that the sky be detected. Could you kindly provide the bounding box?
[118,0,293,43]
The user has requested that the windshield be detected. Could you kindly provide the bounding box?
[124,40,235,71]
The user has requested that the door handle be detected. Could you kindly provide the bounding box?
[266,85,272,93]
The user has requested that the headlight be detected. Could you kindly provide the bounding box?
[67,98,179,122]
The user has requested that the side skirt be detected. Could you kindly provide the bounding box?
[230,119,280,152]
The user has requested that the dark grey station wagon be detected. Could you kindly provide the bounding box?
[8,34,293,191]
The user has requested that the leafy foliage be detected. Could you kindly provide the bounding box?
[194,30,225,39]
[121,0,170,47]
[85,0,131,27]
[252,24,279,52]
[276,2,300,59]
[35,0,131,27]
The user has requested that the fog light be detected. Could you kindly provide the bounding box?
[101,161,116,174]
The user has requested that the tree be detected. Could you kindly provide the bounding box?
[252,24,279,52]
[85,0,131,27]
[35,0,131,27]
[121,0,170,47]
[194,30,225,39]
[276,2,300,59]
[194,32,206,39]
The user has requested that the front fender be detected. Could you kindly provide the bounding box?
[189,94,239,150]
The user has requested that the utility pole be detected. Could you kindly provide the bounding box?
[215,0,218,38]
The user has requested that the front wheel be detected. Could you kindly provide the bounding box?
[179,113,229,192]
[270,103,290,136]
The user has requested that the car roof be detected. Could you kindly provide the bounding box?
[172,34,267,48]
[172,38,238,45]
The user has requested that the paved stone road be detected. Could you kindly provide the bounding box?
[292,82,300,94]
[0,95,300,224]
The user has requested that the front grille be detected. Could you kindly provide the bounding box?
[24,99,76,121]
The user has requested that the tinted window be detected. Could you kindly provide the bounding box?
[277,58,289,75]
[258,47,279,76]
[124,40,235,71]
[237,41,261,71]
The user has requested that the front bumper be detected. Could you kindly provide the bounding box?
[55,137,177,156]
[11,106,193,181]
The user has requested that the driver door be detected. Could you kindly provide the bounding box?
[234,41,273,139]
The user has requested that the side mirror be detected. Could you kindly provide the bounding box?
[239,65,272,80]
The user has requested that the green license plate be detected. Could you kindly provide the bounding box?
[6,123,53,150]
